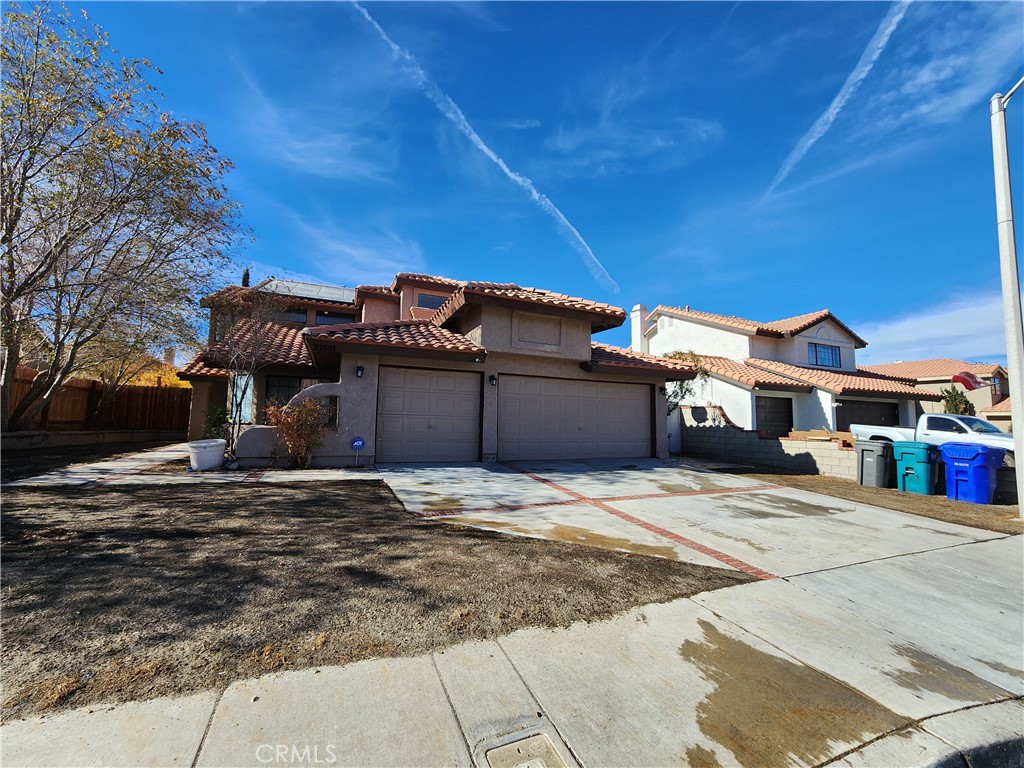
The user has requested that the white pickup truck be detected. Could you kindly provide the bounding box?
[850,414,1014,461]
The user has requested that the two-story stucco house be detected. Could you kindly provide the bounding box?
[631,304,940,437]
[180,274,694,466]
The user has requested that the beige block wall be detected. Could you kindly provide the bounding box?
[680,406,857,479]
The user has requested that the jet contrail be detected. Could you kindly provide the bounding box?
[352,2,620,293]
[765,0,911,197]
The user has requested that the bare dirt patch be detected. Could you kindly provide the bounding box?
[1,482,751,721]
[742,468,1021,536]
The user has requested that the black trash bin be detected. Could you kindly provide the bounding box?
[856,439,893,488]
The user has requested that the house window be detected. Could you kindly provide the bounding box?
[415,293,448,310]
[231,374,254,424]
[279,308,309,324]
[265,375,303,406]
[807,343,841,368]
[315,311,356,325]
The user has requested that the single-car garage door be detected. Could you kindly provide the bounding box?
[376,367,481,462]
[498,375,651,460]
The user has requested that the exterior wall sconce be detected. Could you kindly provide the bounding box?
[659,385,667,395]
[356,365,364,378]
[489,374,498,387]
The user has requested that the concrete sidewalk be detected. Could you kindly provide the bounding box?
[4,534,1021,768]
[2,443,381,486]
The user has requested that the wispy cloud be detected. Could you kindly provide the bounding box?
[234,60,398,182]
[856,291,1011,365]
[765,0,910,197]
[498,118,542,130]
[544,46,723,179]
[285,210,426,287]
[352,2,619,292]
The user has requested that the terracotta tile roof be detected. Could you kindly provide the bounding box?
[355,284,400,303]
[306,320,485,358]
[392,273,463,289]
[409,306,436,320]
[177,355,230,380]
[981,397,1012,414]
[205,320,316,369]
[745,358,942,400]
[646,306,867,348]
[860,358,1004,380]
[697,355,814,391]
[433,282,626,331]
[586,344,697,378]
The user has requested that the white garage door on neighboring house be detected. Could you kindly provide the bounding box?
[376,367,481,462]
[498,375,652,461]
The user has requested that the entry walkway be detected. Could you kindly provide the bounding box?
[2,443,380,486]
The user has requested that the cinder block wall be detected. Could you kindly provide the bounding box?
[679,406,857,480]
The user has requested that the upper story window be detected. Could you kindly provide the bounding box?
[415,293,448,310]
[807,342,841,368]
[279,308,309,324]
[314,310,356,325]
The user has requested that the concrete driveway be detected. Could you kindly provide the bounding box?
[378,457,1024,762]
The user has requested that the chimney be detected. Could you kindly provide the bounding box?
[630,304,650,354]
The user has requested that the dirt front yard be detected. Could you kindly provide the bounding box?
[1,482,751,722]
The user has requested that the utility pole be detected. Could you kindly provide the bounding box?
[989,74,1024,518]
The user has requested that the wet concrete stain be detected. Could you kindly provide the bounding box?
[899,523,974,539]
[684,744,724,768]
[449,518,680,560]
[971,656,1024,680]
[421,496,466,512]
[699,530,774,554]
[679,619,906,768]
[884,643,1012,702]
[713,492,852,520]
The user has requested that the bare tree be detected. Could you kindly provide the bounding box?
[663,350,710,415]
[1,3,240,430]
[202,287,286,455]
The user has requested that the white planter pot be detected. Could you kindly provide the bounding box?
[188,439,226,471]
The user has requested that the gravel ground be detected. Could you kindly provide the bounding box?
[1,482,751,722]
[743,468,1022,536]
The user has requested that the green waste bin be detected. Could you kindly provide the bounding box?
[892,441,940,495]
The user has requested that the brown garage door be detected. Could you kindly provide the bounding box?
[376,367,481,462]
[755,396,794,438]
[836,399,900,432]
[498,375,652,460]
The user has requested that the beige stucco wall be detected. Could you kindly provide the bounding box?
[293,348,668,466]
[186,379,227,440]
[462,306,592,361]
[915,379,1004,415]
[360,297,400,323]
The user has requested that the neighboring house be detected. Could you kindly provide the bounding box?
[979,397,1013,432]
[860,358,1009,419]
[632,304,940,436]
[180,274,693,466]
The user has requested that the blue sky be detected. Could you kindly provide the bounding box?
[84,1,1023,363]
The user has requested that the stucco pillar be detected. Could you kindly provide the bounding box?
[630,305,649,354]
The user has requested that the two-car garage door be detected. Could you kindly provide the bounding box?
[376,368,653,462]
[497,375,652,460]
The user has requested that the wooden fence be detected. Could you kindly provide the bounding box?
[11,368,191,431]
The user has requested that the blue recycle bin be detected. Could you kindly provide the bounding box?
[939,443,1006,505]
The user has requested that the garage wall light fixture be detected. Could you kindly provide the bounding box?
[489,374,498,386]
[659,385,667,394]
[355,365,364,378]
